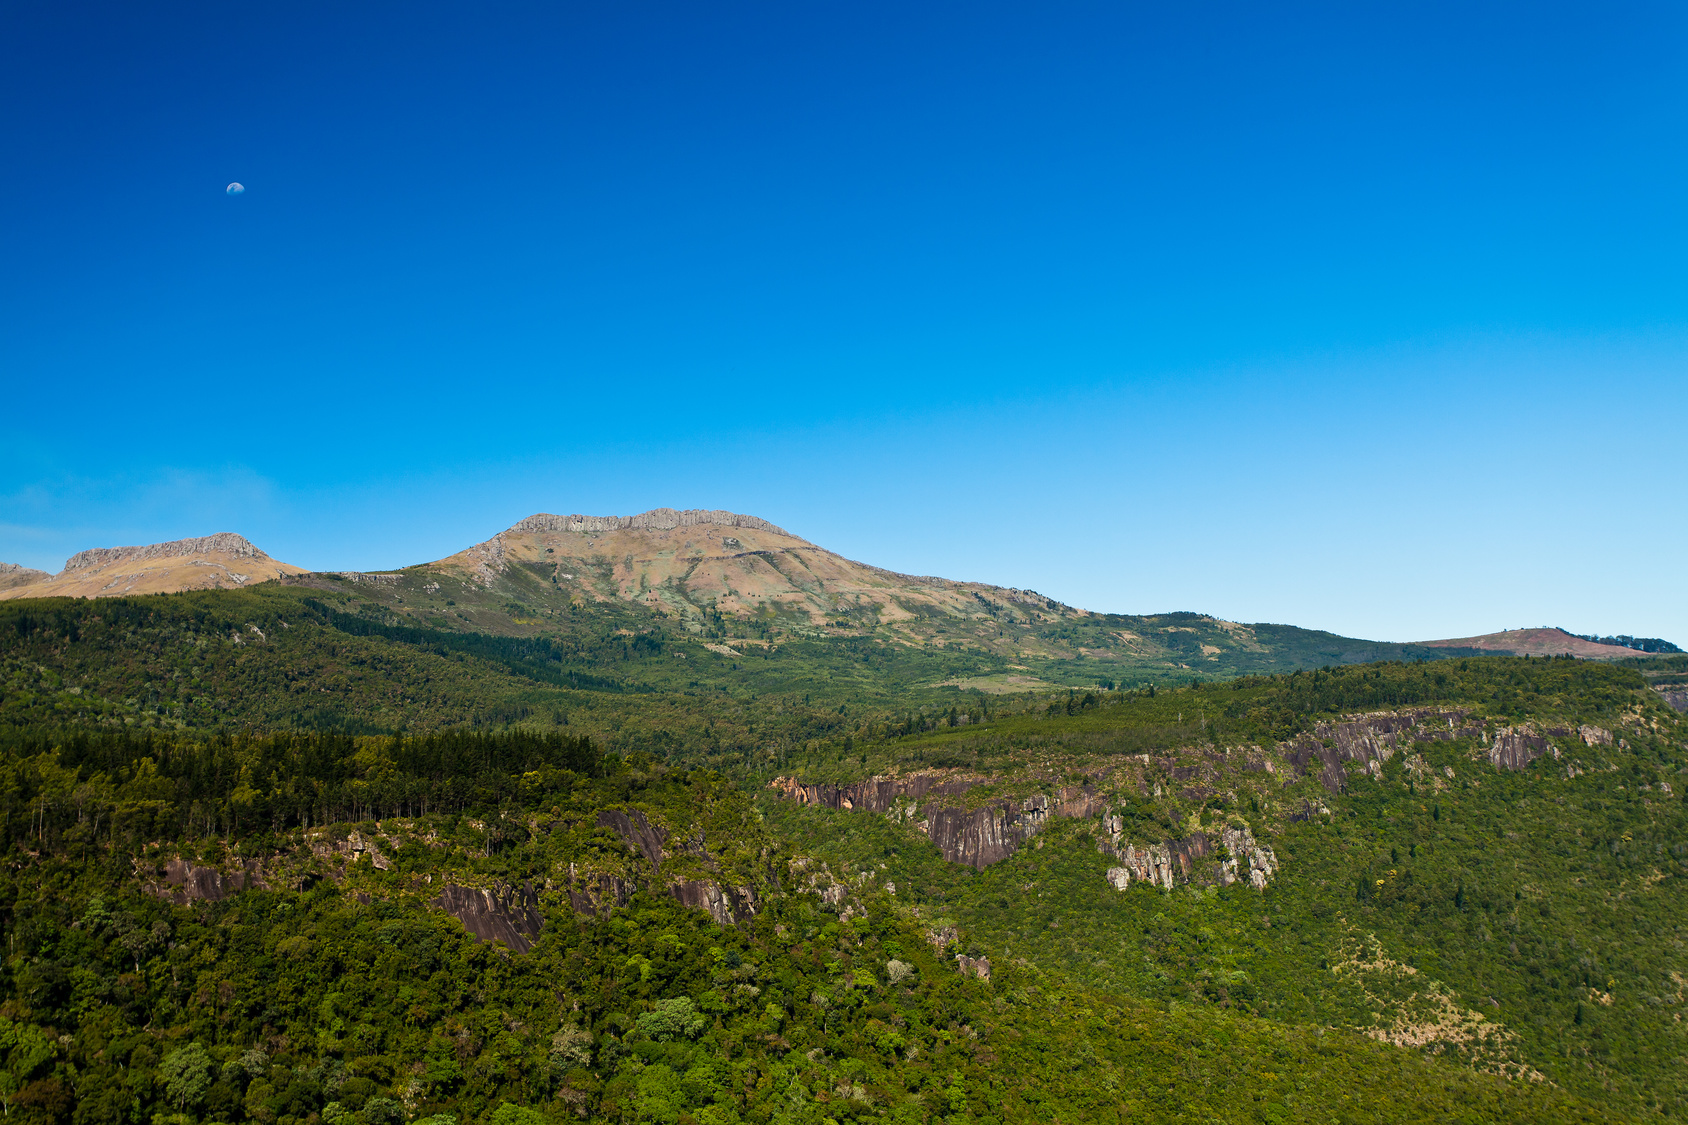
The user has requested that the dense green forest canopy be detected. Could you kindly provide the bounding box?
[0,736,1630,1125]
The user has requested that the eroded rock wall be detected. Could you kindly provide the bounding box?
[768,772,980,815]
[145,857,268,904]
[1286,709,1481,792]
[776,775,1108,869]
[433,882,545,952]
[669,880,758,926]
[597,809,668,870]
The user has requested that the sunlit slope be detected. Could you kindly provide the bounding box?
[1421,626,1655,659]
[0,533,306,601]
[318,508,1484,677]
[429,508,1057,630]
[0,562,49,591]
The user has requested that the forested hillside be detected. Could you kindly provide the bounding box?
[0,726,1621,1124]
[0,584,1476,763]
[1,579,1685,1122]
[766,657,1688,1118]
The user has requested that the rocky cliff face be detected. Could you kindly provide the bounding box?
[597,809,668,870]
[772,773,1107,870]
[1283,709,1484,792]
[433,882,545,952]
[134,802,771,946]
[778,766,1284,891]
[588,806,760,924]
[1283,710,1618,784]
[771,707,1561,894]
[1097,817,1277,890]
[770,773,980,816]
[62,533,275,572]
[144,857,269,904]
[669,879,759,927]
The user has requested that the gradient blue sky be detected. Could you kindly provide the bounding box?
[3,1,1685,644]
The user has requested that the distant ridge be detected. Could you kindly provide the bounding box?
[0,532,305,601]
[1417,627,1654,660]
[0,562,50,591]
[62,532,276,572]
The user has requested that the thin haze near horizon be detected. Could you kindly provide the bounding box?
[2,2,1684,645]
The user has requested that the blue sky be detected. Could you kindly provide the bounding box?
[3,1,1685,644]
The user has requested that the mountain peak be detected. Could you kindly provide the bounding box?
[1417,626,1647,660]
[0,562,51,591]
[0,532,304,601]
[62,532,276,572]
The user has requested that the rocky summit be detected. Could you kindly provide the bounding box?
[0,531,306,601]
[0,561,50,591]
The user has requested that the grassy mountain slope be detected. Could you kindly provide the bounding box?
[0,534,305,601]
[1420,627,1659,659]
[289,508,1487,685]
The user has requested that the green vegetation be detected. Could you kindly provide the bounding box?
[0,582,1684,1122]
[0,735,1621,1124]
[767,657,1688,1118]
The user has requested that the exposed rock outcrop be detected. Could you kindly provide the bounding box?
[511,509,803,539]
[926,794,1097,869]
[1098,817,1277,891]
[925,924,959,951]
[669,879,758,925]
[925,802,1043,869]
[0,562,50,591]
[330,571,401,586]
[433,882,545,952]
[1215,824,1278,888]
[62,533,270,571]
[772,774,1106,869]
[957,955,991,980]
[596,809,668,870]
[1287,710,1479,792]
[309,828,392,870]
[769,773,979,815]
[145,857,268,904]
[578,808,759,924]
[1488,725,1552,770]
[563,866,636,916]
